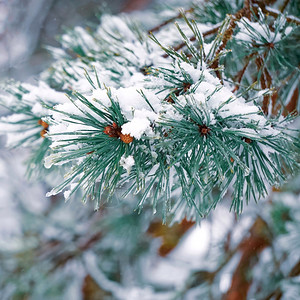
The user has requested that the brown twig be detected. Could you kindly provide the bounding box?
[280,0,291,13]
[232,63,250,93]
[244,0,252,20]
[224,217,271,300]
[162,24,220,58]
[232,53,257,92]
[264,65,273,114]
[122,0,152,12]
[161,3,250,63]
[284,87,299,116]
[270,66,299,115]
[255,56,271,114]
[178,216,271,300]
[148,8,195,34]
[209,5,250,80]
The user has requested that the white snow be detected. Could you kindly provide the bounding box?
[22,82,67,106]
[120,155,135,173]
[122,118,151,139]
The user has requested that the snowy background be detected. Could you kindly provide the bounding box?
[0,0,137,81]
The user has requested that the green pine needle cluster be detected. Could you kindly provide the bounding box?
[0,0,299,221]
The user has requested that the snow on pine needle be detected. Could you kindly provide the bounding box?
[0,81,67,177]
[0,9,299,220]
[42,16,299,218]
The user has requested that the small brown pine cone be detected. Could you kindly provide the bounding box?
[40,129,48,138]
[119,133,134,144]
[38,119,49,129]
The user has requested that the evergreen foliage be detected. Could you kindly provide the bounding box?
[0,0,299,222]
[0,0,300,299]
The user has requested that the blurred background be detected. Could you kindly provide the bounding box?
[0,0,154,80]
